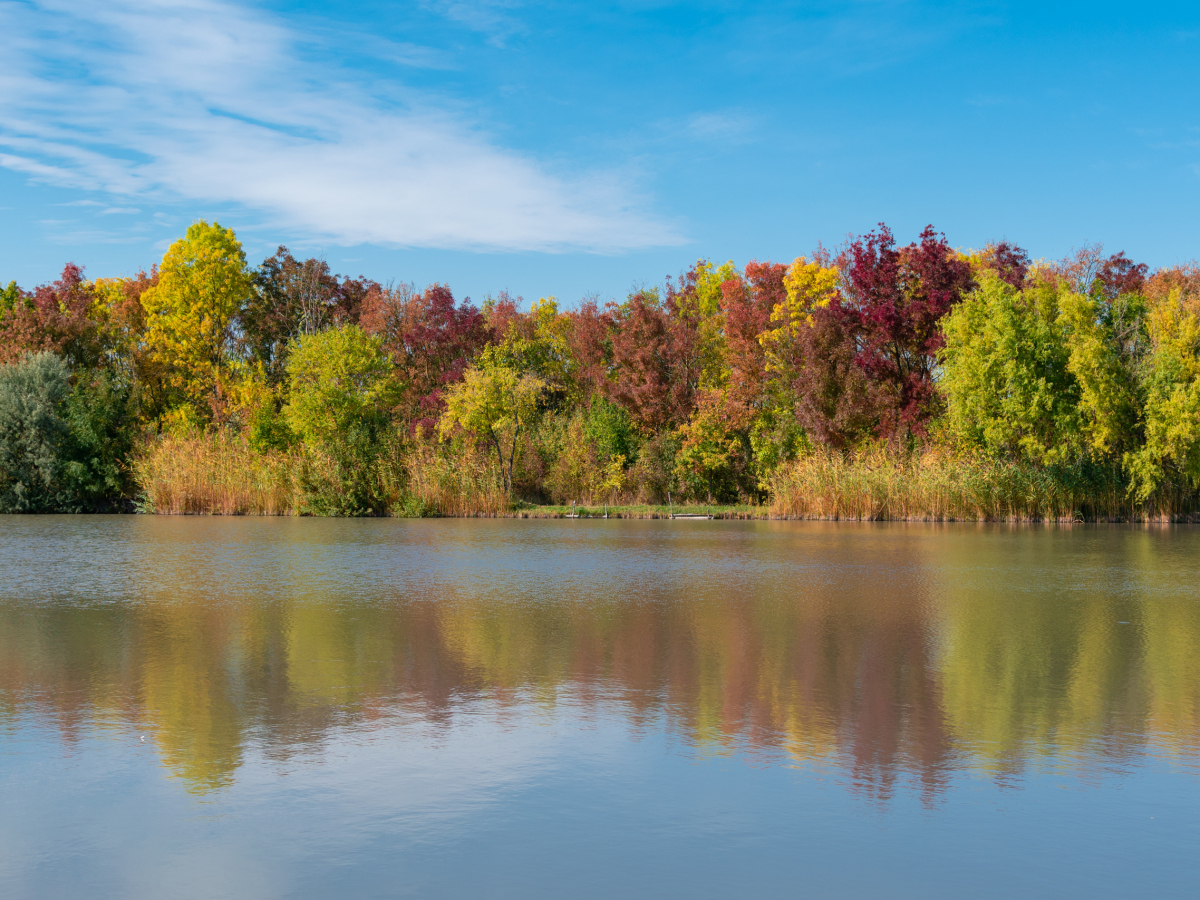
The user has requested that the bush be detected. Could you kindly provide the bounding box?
[540,409,628,504]
[0,352,70,512]
[60,369,137,510]
[628,430,679,503]
[295,421,402,516]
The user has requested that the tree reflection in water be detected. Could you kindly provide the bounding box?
[0,520,1196,798]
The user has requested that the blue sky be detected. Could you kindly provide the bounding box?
[1,1,1197,305]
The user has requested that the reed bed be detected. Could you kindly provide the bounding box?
[400,442,511,517]
[132,435,1200,521]
[766,449,1199,521]
[134,432,298,515]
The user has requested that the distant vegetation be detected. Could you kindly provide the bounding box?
[2,222,1198,519]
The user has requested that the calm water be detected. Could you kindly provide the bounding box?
[1,517,1197,899]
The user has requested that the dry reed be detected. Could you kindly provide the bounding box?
[766,448,1199,522]
[401,441,511,516]
[134,432,298,515]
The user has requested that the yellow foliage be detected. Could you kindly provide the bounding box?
[776,256,839,330]
[1126,287,1200,499]
[141,221,253,424]
[693,260,739,317]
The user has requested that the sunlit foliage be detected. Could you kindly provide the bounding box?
[2,220,1197,516]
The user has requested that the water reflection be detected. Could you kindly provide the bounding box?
[1,518,1197,799]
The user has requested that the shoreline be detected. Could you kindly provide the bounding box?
[116,504,1200,523]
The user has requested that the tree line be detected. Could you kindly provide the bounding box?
[1,220,1198,515]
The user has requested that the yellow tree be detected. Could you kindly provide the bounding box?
[141,222,252,426]
[1126,286,1200,500]
[439,354,546,493]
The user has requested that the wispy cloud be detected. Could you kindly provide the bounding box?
[685,111,759,146]
[423,0,527,47]
[0,0,680,252]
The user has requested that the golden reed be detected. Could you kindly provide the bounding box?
[766,448,1198,522]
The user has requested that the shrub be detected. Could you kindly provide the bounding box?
[0,352,70,512]
[295,422,402,516]
[60,369,137,511]
[628,430,680,503]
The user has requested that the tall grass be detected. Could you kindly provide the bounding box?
[133,435,1199,521]
[400,441,511,517]
[766,448,1200,522]
[135,432,297,515]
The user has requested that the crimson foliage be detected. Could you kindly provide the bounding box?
[836,224,975,439]
[360,283,487,432]
[721,261,785,428]
[0,264,105,370]
[610,291,698,433]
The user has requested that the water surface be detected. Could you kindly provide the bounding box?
[1,517,1197,898]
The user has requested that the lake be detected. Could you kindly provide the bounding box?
[1,517,1197,899]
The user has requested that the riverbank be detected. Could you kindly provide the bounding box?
[127,433,1200,522]
[485,505,1200,522]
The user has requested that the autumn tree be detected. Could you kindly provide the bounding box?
[0,264,105,370]
[980,241,1031,289]
[563,298,616,405]
[360,282,488,431]
[141,222,253,426]
[610,290,700,433]
[761,255,869,451]
[439,352,546,493]
[838,224,976,440]
[718,262,786,429]
[244,247,377,383]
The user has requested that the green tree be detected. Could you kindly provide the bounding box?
[1125,288,1200,500]
[282,324,399,516]
[439,357,546,493]
[1060,290,1146,460]
[0,280,24,317]
[283,324,393,445]
[141,222,253,426]
[60,369,137,510]
[939,273,1084,465]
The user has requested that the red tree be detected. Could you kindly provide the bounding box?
[360,283,487,432]
[984,241,1030,289]
[1095,251,1149,300]
[837,224,975,439]
[610,291,698,432]
[565,298,616,405]
[720,261,786,428]
[0,264,104,368]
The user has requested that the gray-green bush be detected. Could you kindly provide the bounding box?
[0,352,71,512]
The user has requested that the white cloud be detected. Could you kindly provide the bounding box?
[685,111,759,145]
[0,0,681,252]
[423,0,527,46]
